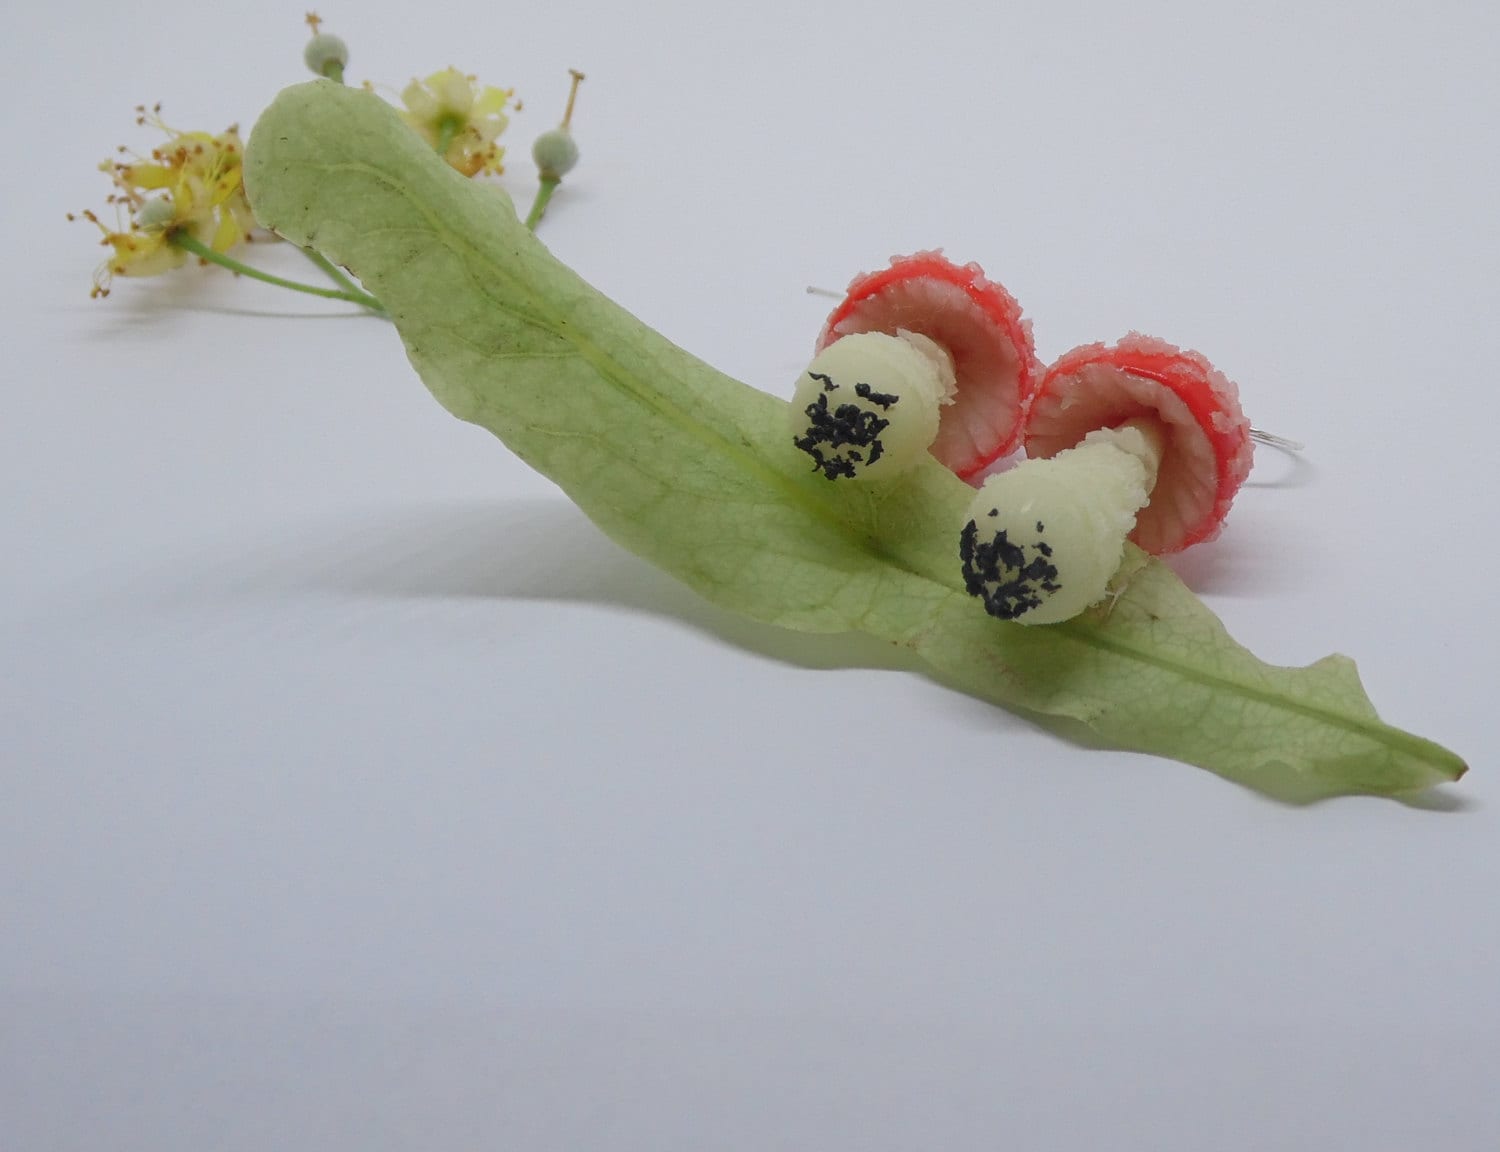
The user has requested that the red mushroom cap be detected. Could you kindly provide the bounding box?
[816,251,1039,481]
[1024,334,1253,555]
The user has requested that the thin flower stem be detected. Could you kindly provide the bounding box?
[325,62,345,84]
[525,177,560,232]
[171,233,386,313]
[300,247,365,297]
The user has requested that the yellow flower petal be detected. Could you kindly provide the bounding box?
[210,210,244,253]
[121,163,176,190]
[428,68,475,114]
[105,230,184,278]
[400,79,438,122]
[472,87,511,117]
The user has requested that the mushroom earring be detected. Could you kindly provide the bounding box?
[790,251,1040,481]
[960,335,1254,624]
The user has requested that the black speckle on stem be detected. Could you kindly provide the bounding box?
[793,387,898,480]
[960,521,1062,620]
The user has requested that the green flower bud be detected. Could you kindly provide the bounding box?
[532,128,580,180]
[303,33,349,80]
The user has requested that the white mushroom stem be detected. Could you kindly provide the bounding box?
[789,330,956,480]
[961,418,1165,624]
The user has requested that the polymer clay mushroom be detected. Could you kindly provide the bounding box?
[789,251,1039,482]
[960,334,1253,624]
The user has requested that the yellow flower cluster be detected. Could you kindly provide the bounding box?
[398,68,517,178]
[74,106,259,297]
[76,25,533,304]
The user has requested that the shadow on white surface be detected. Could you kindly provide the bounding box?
[83,248,383,332]
[194,497,1473,813]
[166,305,379,321]
[243,496,920,678]
[1160,521,1302,599]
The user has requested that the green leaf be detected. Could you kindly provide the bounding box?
[244,81,1467,801]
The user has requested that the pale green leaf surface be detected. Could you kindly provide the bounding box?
[245,82,1466,800]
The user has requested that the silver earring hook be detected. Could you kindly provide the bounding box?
[1250,428,1304,454]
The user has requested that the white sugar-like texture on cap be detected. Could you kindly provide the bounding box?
[827,277,1021,478]
[1028,366,1216,555]
[818,251,1036,480]
[1026,333,1255,552]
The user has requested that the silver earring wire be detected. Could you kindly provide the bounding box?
[1250,428,1304,453]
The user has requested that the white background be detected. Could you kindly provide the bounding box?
[4,1,1498,1148]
